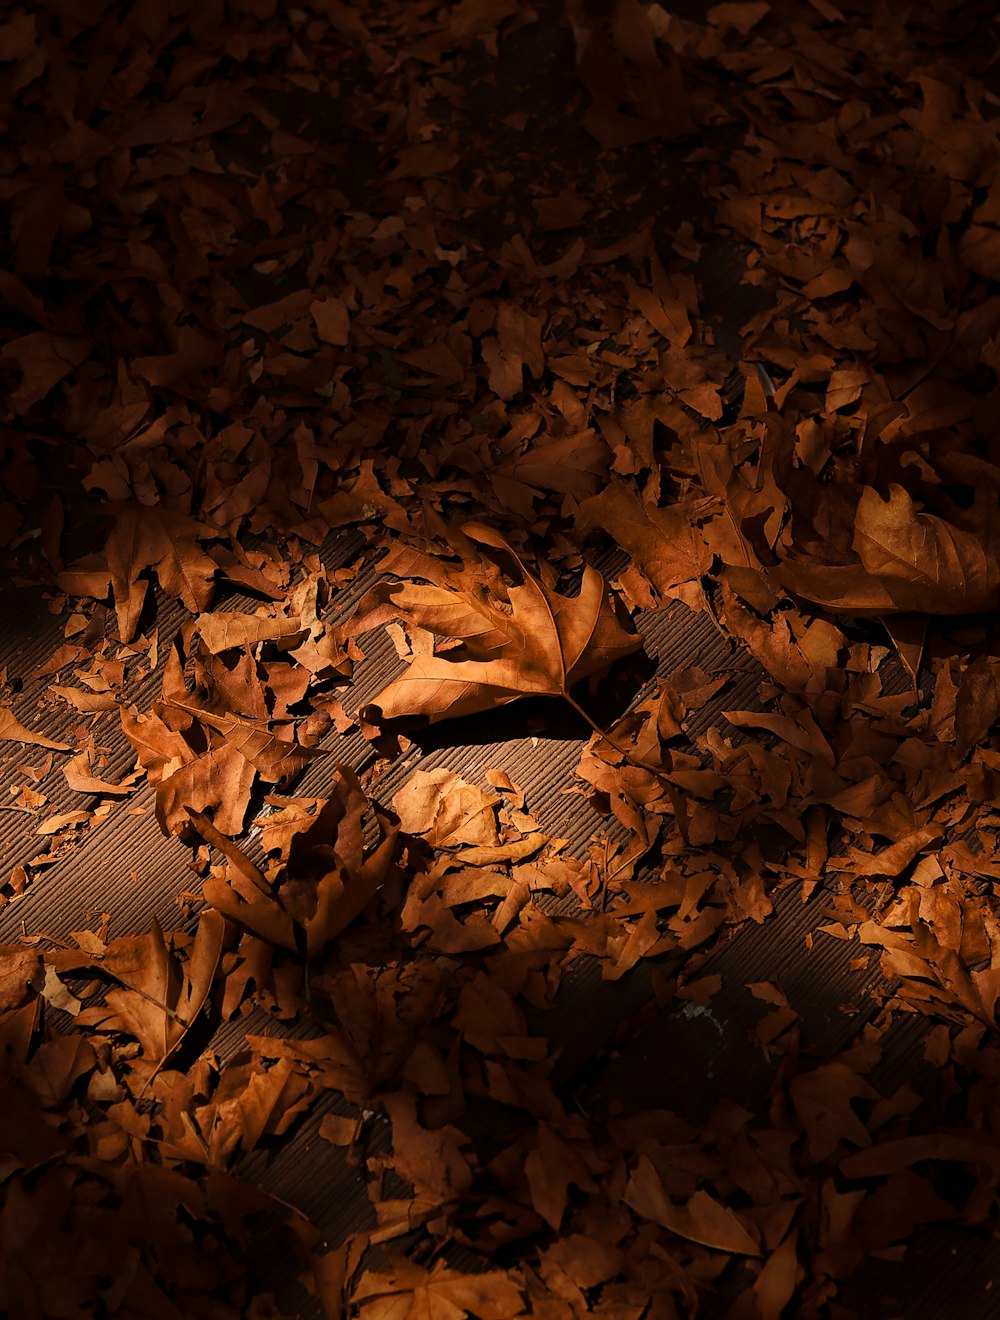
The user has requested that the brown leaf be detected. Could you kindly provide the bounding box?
[723,706,835,767]
[0,945,41,1011]
[718,579,844,693]
[0,706,70,751]
[357,524,641,726]
[48,686,118,713]
[624,1154,761,1255]
[350,1258,525,1320]
[195,611,305,654]
[48,913,224,1078]
[579,480,712,604]
[168,699,323,782]
[105,504,218,642]
[789,1063,878,1162]
[2,332,89,413]
[775,484,1000,615]
[310,295,350,346]
[481,304,544,399]
[383,1091,473,1204]
[841,1132,1000,1180]
[954,657,1000,758]
[392,768,500,849]
[25,1033,95,1108]
[63,750,135,796]
[154,744,257,838]
[194,768,400,956]
[524,1123,599,1230]
[202,1054,311,1167]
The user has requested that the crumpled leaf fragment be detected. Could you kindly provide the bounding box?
[0,706,70,751]
[192,767,399,956]
[350,1255,526,1320]
[624,1154,761,1256]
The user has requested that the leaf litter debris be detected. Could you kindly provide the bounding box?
[3,0,1000,1316]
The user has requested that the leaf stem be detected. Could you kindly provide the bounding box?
[563,691,690,843]
[561,692,671,784]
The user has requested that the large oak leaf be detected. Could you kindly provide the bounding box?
[355,524,642,725]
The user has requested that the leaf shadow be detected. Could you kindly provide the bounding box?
[402,649,659,755]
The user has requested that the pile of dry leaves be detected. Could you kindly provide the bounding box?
[4,0,1000,1316]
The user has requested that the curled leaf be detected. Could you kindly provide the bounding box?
[773,484,1000,615]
